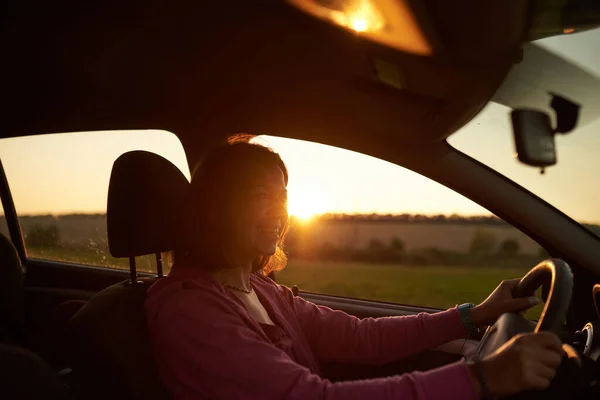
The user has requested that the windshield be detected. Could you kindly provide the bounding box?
[449,29,600,235]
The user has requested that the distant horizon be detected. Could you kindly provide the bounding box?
[2,123,600,225]
[3,211,600,228]
[2,211,499,218]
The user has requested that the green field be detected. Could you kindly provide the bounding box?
[26,247,157,270]
[27,247,542,319]
[278,260,542,319]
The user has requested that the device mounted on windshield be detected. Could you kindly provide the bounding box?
[511,93,581,174]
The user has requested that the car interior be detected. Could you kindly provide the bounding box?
[3,0,600,398]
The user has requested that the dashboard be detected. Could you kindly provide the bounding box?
[573,284,600,360]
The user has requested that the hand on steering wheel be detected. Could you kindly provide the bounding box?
[470,279,540,328]
[470,259,576,399]
[468,331,564,398]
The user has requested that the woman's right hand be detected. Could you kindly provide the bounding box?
[468,332,564,398]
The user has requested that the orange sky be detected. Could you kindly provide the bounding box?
[1,117,600,224]
[0,129,491,219]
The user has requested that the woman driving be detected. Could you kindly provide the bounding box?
[145,135,564,399]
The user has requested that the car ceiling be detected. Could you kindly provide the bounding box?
[1,1,524,154]
[3,0,598,166]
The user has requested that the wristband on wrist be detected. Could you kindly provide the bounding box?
[457,303,479,337]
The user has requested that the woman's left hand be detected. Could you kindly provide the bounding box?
[470,279,540,328]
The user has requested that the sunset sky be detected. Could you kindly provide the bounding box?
[1,30,599,224]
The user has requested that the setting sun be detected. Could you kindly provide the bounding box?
[287,187,328,220]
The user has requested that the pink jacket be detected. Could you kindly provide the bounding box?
[145,266,479,399]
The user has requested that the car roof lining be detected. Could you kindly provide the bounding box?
[3,0,529,159]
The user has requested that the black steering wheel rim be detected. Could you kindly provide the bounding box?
[475,259,573,360]
[474,259,576,399]
[512,258,573,333]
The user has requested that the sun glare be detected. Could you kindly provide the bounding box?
[351,17,368,32]
[345,0,384,33]
[287,188,328,221]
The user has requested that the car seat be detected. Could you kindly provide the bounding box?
[0,233,70,398]
[0,343,68,399]
[68,151,189,400]
[0,232,24,345]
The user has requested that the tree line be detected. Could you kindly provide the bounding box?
[0,215,562,269]
[284,228,547,267]
[312,213,508,225]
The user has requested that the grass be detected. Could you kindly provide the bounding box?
[278,260,543,319]
[26,246,158,272]
[26,247,543,319]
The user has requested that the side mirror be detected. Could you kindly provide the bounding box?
[511,93,580,171]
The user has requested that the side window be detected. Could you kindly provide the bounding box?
[256,136,546,312]
[0,130,189,273]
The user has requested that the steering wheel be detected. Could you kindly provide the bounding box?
[475,259,581,399]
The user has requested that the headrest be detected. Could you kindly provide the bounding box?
[107,151,189,258]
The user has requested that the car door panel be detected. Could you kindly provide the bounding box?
[299,292,476,381]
